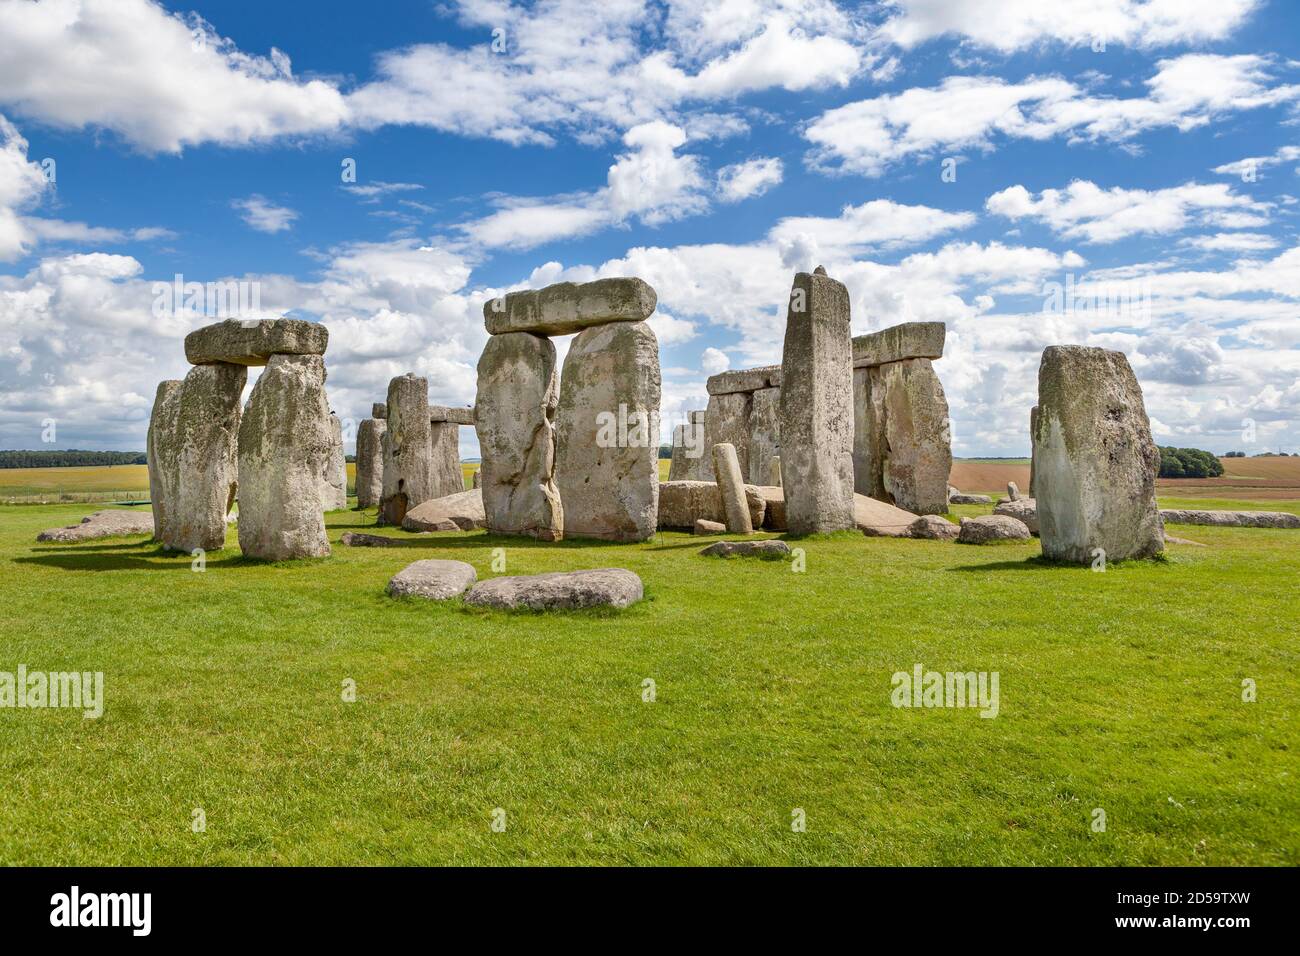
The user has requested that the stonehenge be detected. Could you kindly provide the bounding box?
[668,409,707,481]
[379,373,436,526]
[1033,345,1164,563]
[851,322,952,516]
[711,443,753,534]
[322,411,348,511]
[146,380,182,546]
[778,267,856,535]
[355,416,386,509]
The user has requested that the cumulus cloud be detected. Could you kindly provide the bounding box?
[701,346,731,374]
[717,157,784,203]
[232,195,299,234]
[0,115,49,261]
[768,198,975,258]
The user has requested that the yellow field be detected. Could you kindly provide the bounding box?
[0,464,151,496]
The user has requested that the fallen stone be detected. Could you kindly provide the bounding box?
[1035,346,1164,563]
[484,277,656,336]
[37,510,154,543]
[699,539,792,559]
[993,497,1039,535]
[855,493,920,537]
[554,320,660,542]
[706,365,781,395]
[380,373,434,527]
[908,514,960,540]
[779,268,855,534]
[851,321,945,368]
[712,442,753,534]
[463,568,643,610]
[754,485,786,530]
[355,418,386,509]
[657,480,765,530]
[341,531,424,547]
[1159,509,1300,529]
[401,488,486,532]
[184,318,328,366]
[429,405,475,426]
[322,411,348,511]
[747,387,781,486]
[957,514,1032,544]
[236,354,331,560]
[693,518,725,535]
[386,559,477,600]
[948,492,992,505]
[475,332,564,540]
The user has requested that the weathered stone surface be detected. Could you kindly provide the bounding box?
[689,409,706,424]
[386,559,477,600]
[699,539,791,559]
[184,318,328,366]
[769,456,782,488]
[657,480,765,530]
[429,405,475,425]
[747,387,781,487]
[1028,405,1039,496]
[693,518,725,535]
[993,497,1038,534]
[779,269,855,534]
[712,443,753,534]
[908,514,960,540]
[957,514,1031,544]
[1007,481,1022,502]
[668,423,695,481]
[1035,346,1164,563]
[701,390,750,480]
[754,485,785,530]
[855,493,919,537]
[341,531,423,547]
[237,354,331,559]
[475,332,563,539]
[164,362,246,551]
[147,379,182,545]
[484,277,656,336]
[401,488,486,532]
[1159,509,1300,529]
[851,321,945,368]
[471,469,481,489]
[554,320,660,541]
[706,365,781,395]
[322,411,348,511]
[372,402,387,419]
[948,492,992,505]
[854,358,952,515]
[37,509,154,543]
[464,568,643,610]
[379,373,434,527]
[355,418,386,509]
[429,421,464,498]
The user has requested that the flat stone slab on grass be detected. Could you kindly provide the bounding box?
[993,498,1038,535]
[854,493,919,537]
[386,559,477,600]
[184,318,328,366]
[1160,509,1299,529]
[37,510,154,542]
[484,278,656,336]
[948,492,992,504]
[908,514,959,539]
[341,531,427,547]
[693,519,725,535]
[699,539,791,559]
[464,568,643,610]
[957,514,1031,544]
[401,488,485,532]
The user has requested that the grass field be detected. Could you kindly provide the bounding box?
[1,493,1296,865]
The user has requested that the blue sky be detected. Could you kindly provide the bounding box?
[1,0,1298,458]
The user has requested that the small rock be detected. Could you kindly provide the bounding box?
[342,531,423,547]
[401,488,486,532]
[957,514,1031,544]
[693,519,725,535]
[699,539,792,559]
[37,510,154,543]
[993,497,1038,534]
[948,493,992,505]
[908,514,959,539]
[463,568,643,610]
[386,559,477,600]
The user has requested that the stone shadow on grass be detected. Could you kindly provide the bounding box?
[947,555,1056,573]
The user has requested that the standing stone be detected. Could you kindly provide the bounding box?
[747,386,781,486]
[769,456,782,488]
[237,354,331,559]
[1034,345,1164,563]
[672,410,707,480]
[379,373,434,526]
[428,421,464,499]
[322,411,348,511]
[167,362,247,551]
[668,423,692,481]
[854,358,952,515]
[355,418,386,509]
[1007,481,1021,502]
[1028,405,1039,497]
[778,268,855,534]
[475,332,563,539]
[712,443,753,534]
[701,391,750,480]
[852,366,886,500]
[147,380,182,546]
[471,468,481,489]
[554,321,660,541]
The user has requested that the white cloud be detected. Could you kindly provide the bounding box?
[806,55,1300,177]
[1182,232,1279,252]
[232,195,299,234]
[986,180,1266,243]
[878,0,1261,52]
[701,346,731,374]
[342,181,424,202]
[769,198,975,258]
[0,0,349,153]
[22,218,178,245]
[0,114,49,261]
[1212,144,1300,178]
[717,157,784,202]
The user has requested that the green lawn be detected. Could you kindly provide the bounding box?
[0,498,1296,865]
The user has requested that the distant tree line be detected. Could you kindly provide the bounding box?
[1158,446,1225,479]
[0,450,147,469]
